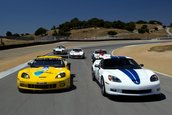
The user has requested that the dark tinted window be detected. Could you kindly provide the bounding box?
[102,58,141,69]
[57,45,65,49]
[95,50,107,54]
[73,49,82,52]
[31,59,65,68]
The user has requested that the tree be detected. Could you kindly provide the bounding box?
[113,20,126,29]
[154,27,158,31]
[6,31,12,36]
[149,20,162,25]
[59,22,71,31]
[87,18,104,27]
[125,22,136,32]
[0,38,5,46]
[70,18,82,29]
[34,27,47,36]
[52,29,58,36]
[13,33,20,37]
[25,33,30,35]
[51,25,56,30]
[58,29,71,37]
[136,20,148,24]
[170,23,172,27]
[104,21,113,28]
[107,31,117,36]
[138,25,149,34]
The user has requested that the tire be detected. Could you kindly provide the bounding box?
[101,77,107,97]
[69,76,73,89]
[18,88,26,93]
[67,63,71,70]
[91,69,96,81]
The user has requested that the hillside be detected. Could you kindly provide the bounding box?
[68,24,167,40]
[0,24,169,46]
[0,38,34,46]
[69,28,128,40]
[118,24,167,39]
[170,27,172,33]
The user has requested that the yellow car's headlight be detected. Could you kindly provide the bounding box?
[21,73,30,79]
[56,72,66,79]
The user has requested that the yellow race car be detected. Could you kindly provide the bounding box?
[17,55,71,92]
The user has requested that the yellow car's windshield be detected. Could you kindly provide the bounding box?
[31,59,65,68]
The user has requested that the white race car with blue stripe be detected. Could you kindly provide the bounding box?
[92,56,160,96]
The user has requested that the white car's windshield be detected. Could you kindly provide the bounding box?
[57,45,65,49]
[95,50,107,54]
[102,58,141,69]
[73,49,82,52]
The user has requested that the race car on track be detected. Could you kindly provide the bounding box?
[92,56,160,97]
[69,48,85,59]
[91,49,107,63]
[53,45,68,55]
[17,55,71,92]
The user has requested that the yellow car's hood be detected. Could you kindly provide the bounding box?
[25,66,68,79]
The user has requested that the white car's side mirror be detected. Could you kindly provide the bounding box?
[140,64,144,67]
[95,64,100,68]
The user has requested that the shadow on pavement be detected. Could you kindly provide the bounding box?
[108,93,166,103]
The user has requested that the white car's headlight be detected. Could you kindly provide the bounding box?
[80,52,84,55]
[56,72,66,79]
[108,75,121,83]
[150,74,159,82]
[21,73,30,79]
[70,51,74,54]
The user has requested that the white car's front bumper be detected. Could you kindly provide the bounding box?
[69,54,84,58]
[105,81,160,96]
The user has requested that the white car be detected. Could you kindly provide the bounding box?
[92,56,160,97]
[91,49,107,63]
[53,45,68,55]
[69,48,85,59]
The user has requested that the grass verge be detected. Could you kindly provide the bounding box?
[149,45,172,52]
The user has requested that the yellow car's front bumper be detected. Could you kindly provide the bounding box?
[17,78,71,91]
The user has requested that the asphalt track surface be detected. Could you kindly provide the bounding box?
[0,42,172,115]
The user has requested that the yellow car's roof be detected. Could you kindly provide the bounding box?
[36,55,62,59]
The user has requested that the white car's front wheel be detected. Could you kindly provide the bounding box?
[91,68,96,81]
[101,77,107,97]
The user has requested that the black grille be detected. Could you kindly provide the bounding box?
[122,89,152,94]
[28,84,56,89]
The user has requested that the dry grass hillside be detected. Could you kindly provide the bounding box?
[118,24,167,39]
[46,24,167,40]
[118,29,167,39]
[0,38,34,46]
[0,24,168,46]
[70,28,128,40]
[170,27,172,33]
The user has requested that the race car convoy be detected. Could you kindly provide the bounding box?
[17,45,161,98]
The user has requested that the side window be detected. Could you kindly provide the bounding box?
[100,60,104,69]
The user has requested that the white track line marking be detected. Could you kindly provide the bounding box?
[0,62,29,79]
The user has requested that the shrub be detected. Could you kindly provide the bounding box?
[107,31,117,36]
[138,25,149,34]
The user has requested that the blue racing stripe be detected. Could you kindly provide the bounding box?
[120,69,140,85]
